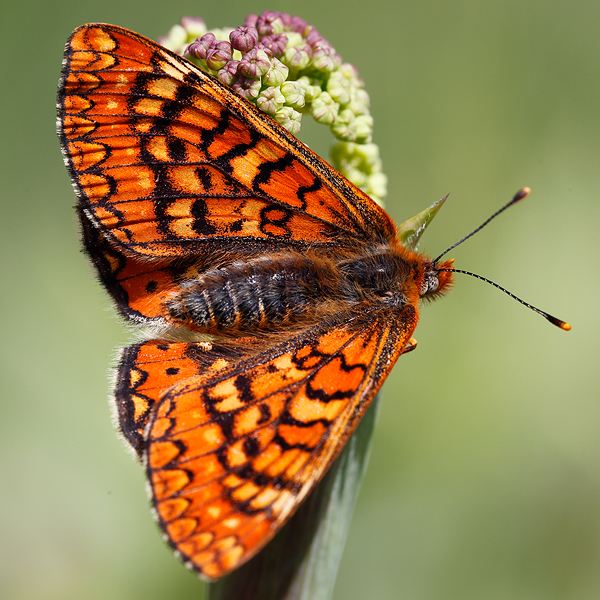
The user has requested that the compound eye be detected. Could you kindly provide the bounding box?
[420,273,439,296]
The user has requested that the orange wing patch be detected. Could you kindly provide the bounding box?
[59,25,396,258]
[114,341,216,456]
[80,213,179,322]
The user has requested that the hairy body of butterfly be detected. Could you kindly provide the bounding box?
[166,246,444,335]
[58,23,454,580]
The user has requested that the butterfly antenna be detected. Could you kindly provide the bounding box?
[437,268,571,330]
[433,187,570,331]
[433,187,530,264]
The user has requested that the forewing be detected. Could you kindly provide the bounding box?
[58,24,395,258]
[120,307,418,580]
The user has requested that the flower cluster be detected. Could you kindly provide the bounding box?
[159,11,386,204]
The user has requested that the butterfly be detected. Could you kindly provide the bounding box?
[57,23,458,580]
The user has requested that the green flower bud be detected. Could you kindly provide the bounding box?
[282,31,304,48]
[330,142,387,203]
[347,88,370,117]
[327,71,351,106]
[210,27,236,42]
[274,106,302,134]
[263,58,289,86]
[158,24,187,52]
[232,76,262,101]
[330,107,353,139]
[280,81,306,109]
[310,45,335,72]
[331,110,373,143]
[344,167,367,188]
[347,114,373,144]
[312,91,339,125]
[296,76,322,103]
[181,16,207,39]
[283,45,311,70]
[257,86,286,115]
[238,48,271,78]
[366,172,388,203]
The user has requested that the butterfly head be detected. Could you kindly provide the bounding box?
[419,258,455,301]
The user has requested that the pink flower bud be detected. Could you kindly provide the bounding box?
[290,16,309,35]
[186,32,216,60]
[217,61,240,86]
[206,41,232,71]
[230,26,258,52]
[260,34,288,57]
[232,76,261,101]
[238,48,271,79]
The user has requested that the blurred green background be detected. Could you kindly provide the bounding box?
[1,0,598,598]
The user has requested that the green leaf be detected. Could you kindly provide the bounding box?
[397,195,447,251]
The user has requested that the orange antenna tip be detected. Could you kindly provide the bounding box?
[544,314,571,331]
[513,187,530,203]
[440,268,571,331]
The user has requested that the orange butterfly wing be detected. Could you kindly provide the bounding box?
[78,212,179,322]
[114,337,254,456]
[115,308,417,579]
[58,24,396,260]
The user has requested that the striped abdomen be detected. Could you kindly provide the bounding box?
[166,255,338,334]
